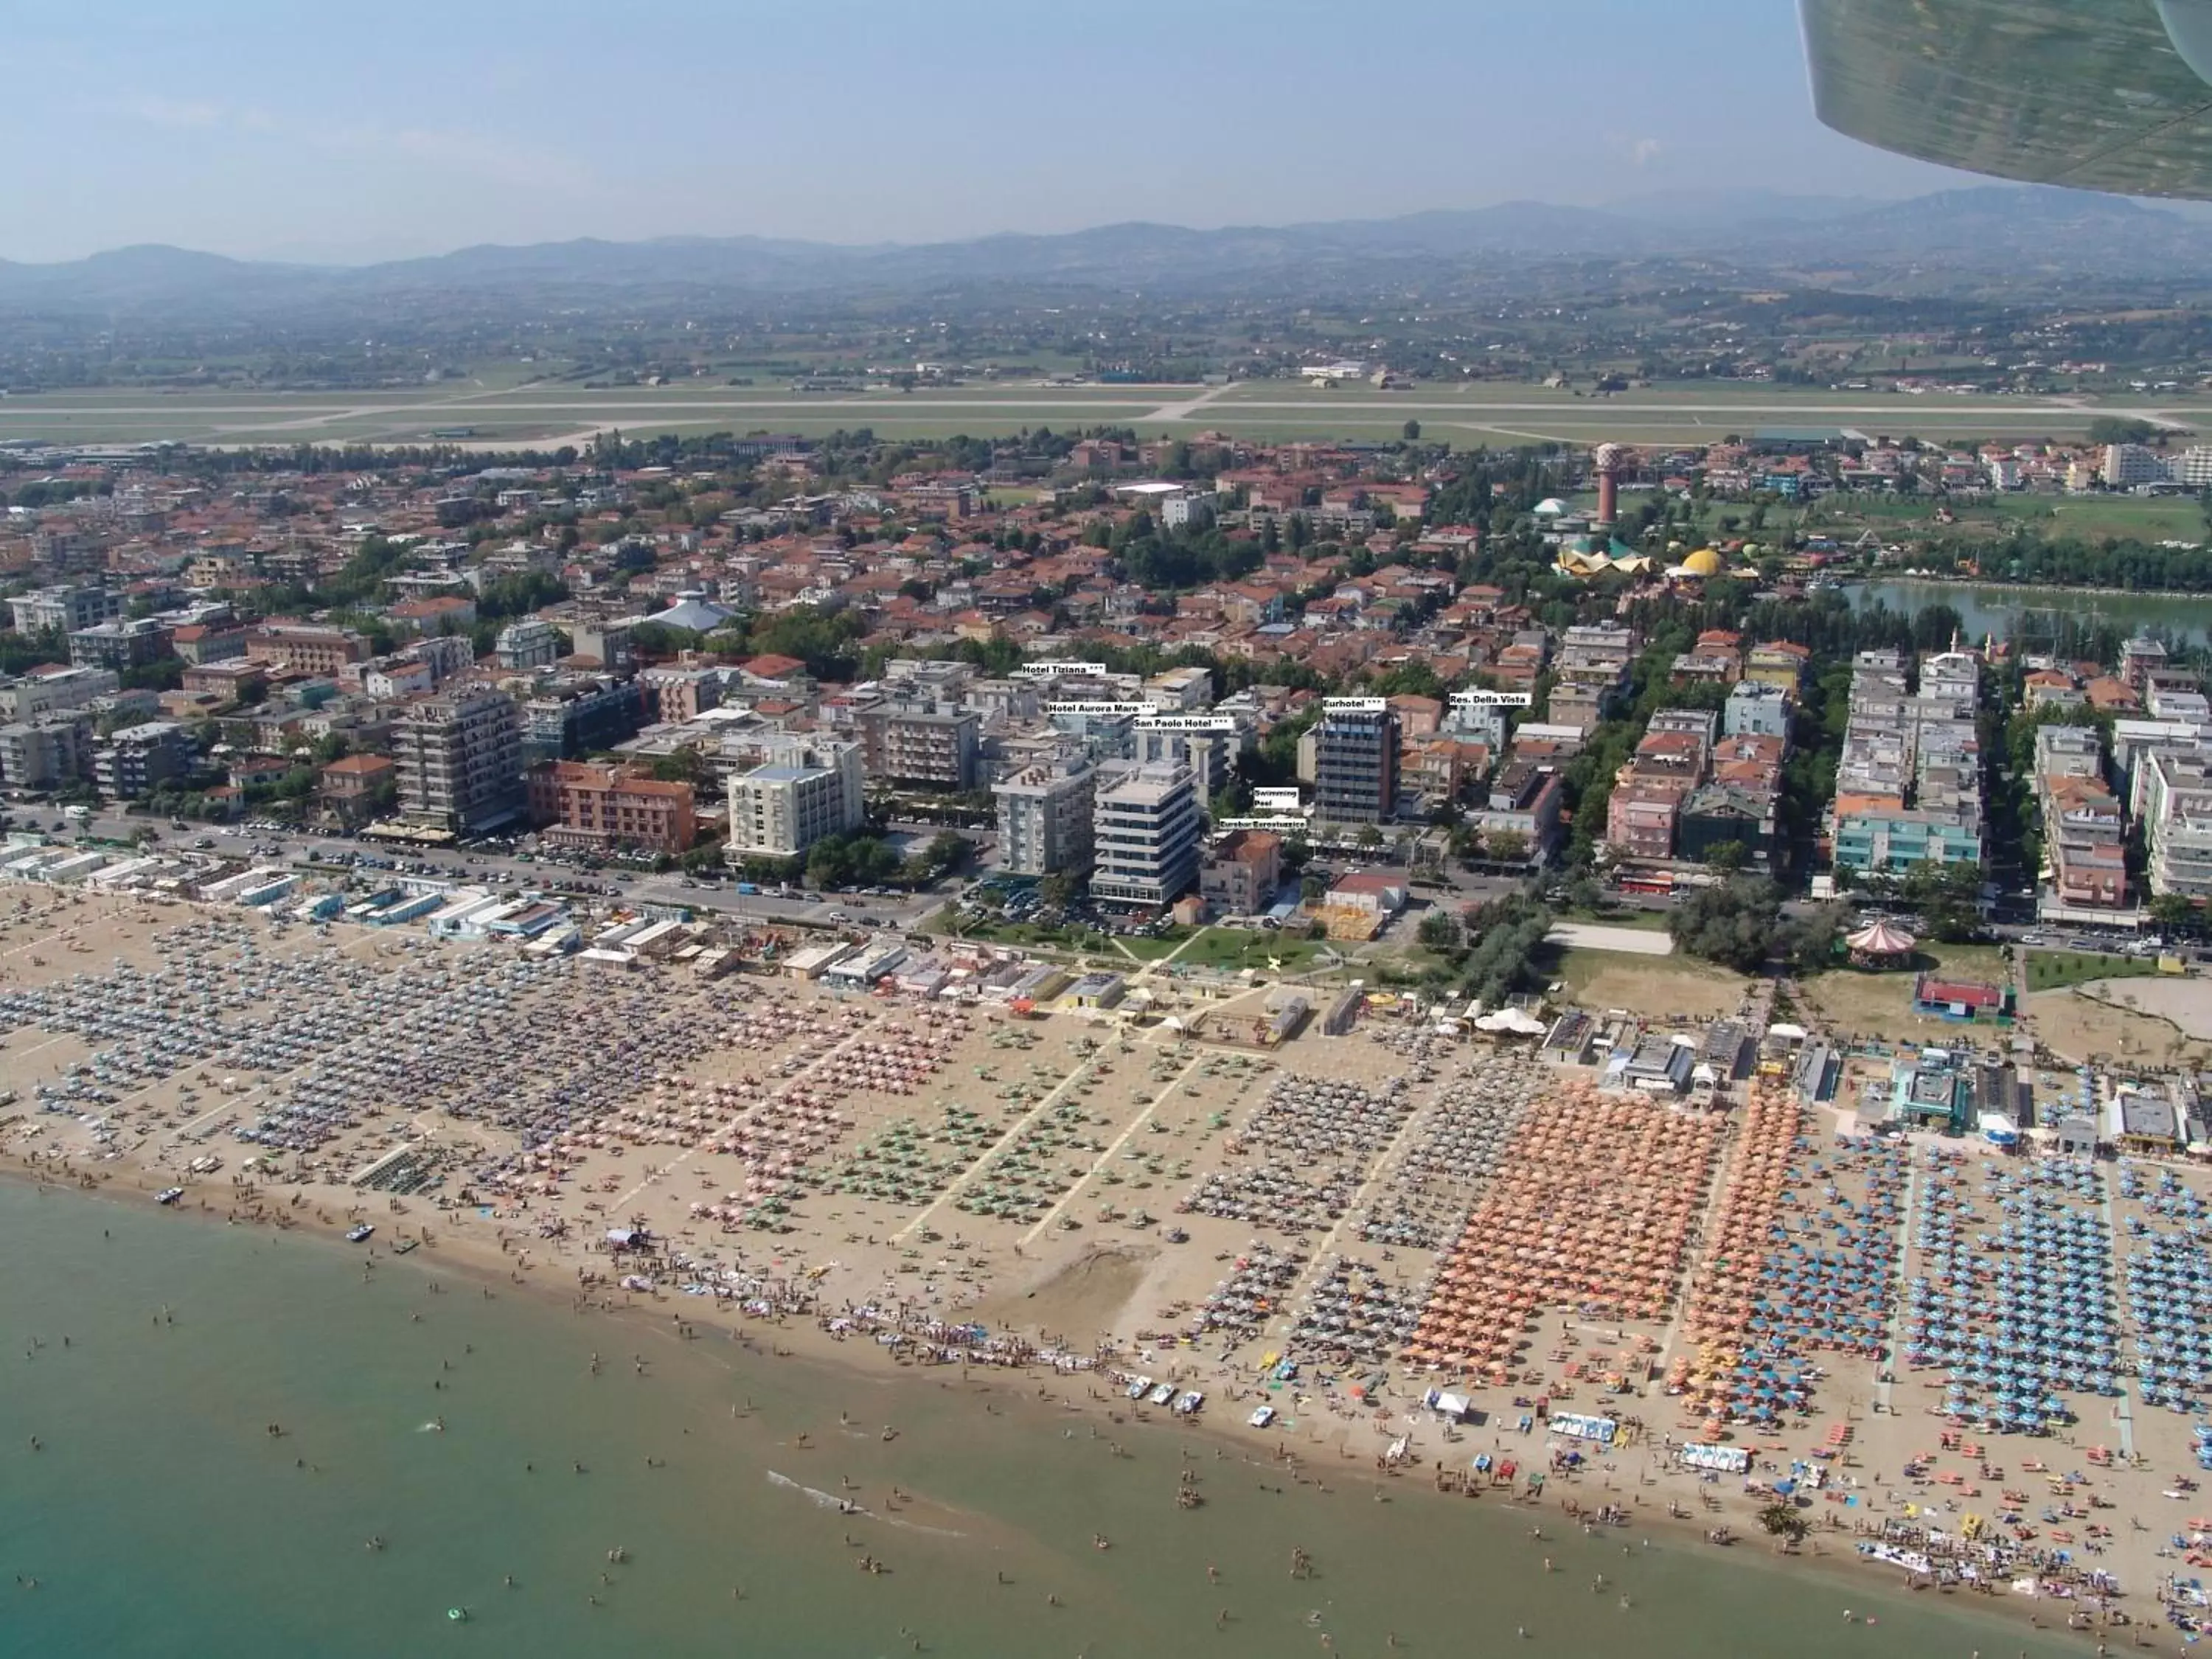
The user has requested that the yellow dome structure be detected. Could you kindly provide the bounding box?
[1680,547,1725,577]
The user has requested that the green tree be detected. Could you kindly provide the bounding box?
[1402,420,1422,442]
[1416,909,1464,952]
[1705,840,1749,874]
[2087,416,2159,446]
[1669,880,1782,974]
[2151,894,2200,933]
[647,745,708,785]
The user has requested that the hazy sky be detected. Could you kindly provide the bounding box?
[3,0,1980,264]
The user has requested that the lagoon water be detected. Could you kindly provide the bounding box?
[0,1182,2083,1658]
[1854,578,2212,648]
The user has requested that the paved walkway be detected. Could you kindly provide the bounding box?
[1546,921,1676,957]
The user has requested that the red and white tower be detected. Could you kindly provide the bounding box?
[1593,442,1624,529]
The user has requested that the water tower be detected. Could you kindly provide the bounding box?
[1593,442,1625,530]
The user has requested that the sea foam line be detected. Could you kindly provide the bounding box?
[765,1470,964,1536]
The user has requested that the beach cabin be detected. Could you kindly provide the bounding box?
[85,855,156,890]
[527,925,581,957]
[1321,983,1366,1037]
[2053,1113,2098,1158]
[493,900,568,940]
[785,940,854,981]
[1065,971,1127,1011]
[825,944,907,990]
[613,916,683,955]
[236,873,299,908]
[425,889,502,939]
[1888,1049,1972,1134]
[1004,963,1070,1004]
[1541,1010,1596,1065]
[894,955,950,998]
[41,850,111,885]
[1617,1034,1697,1095]
[2115,1085,2185,1155]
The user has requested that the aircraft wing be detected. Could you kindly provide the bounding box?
[1801,0,2212,200]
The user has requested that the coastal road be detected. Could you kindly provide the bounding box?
[49,811,952,933]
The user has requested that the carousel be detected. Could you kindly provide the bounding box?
[1845,918,1917,970]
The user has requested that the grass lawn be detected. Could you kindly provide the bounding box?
[1549,946,1748,1020]
[936,916,1116,956]
[1924,942,2011,983]
[1794,942,2015,1043]
[2023,950,2158,993]
[1115,932,1188,963]
[1168,928,1328,975]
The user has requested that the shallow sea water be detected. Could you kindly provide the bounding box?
[0,1181,2087,1658]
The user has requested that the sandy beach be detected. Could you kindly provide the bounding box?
[1,885,2202,1646]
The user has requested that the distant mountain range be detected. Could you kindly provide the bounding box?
[4,187,2210,318]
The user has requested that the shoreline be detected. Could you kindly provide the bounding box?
[1,1157,2121,1646]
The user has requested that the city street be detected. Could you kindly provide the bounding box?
[35,808,956,935]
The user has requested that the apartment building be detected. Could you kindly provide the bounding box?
[863,703,981,790]
[393,686,525,835]
[1199,828,1283,917]
[1832,649,1986,875]
[992,756,1096,877]
[0,667,119,722]
[1724,681,1791,740]
[725,736,865,858]
[0,715,93,790]
[639,665,724,724]
[319,753,397,825]
[526,759,697,855]
[1469,757,1565,858]
[2143,747,2212,899]
[1133,714,1239,804]
[247,623,370,677]
[92,720,195,801]
[519,675,647,765]
[68,617,170,672]
[1311,700,1399,824]
[2034,723,2129,910]
[1089,759,1201,908]
[495,618,563,670]
[2104,442,2170,487]
[9,585,120,636]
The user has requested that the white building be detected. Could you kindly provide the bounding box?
[1088,759,1201,908]
[0,665,120,721]
[495,618,563,670]
[992,757,1096,876]
[2143,746,2212,899]
[9,586,120,636]
[725,737,865,858]
[2104,443,2171,488]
